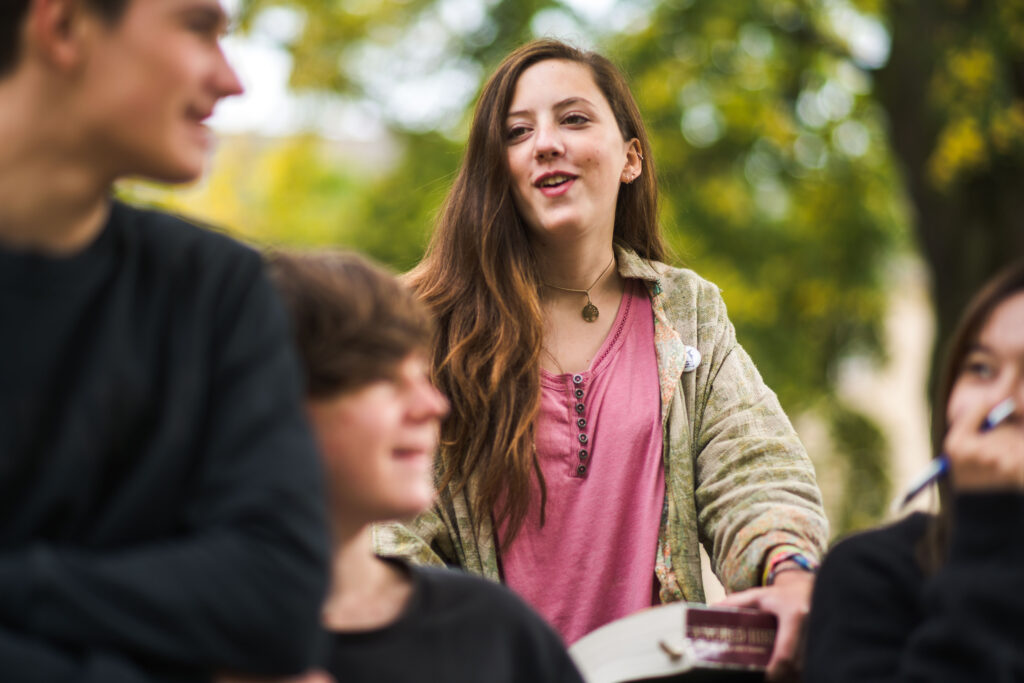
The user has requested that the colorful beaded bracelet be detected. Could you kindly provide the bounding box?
[764,551,817,586]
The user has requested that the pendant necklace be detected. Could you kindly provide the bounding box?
[542,254,615,323]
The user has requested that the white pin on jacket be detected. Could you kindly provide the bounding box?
[683,346,701,373]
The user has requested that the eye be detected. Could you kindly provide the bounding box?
[506,124,530,142]
[962,356,996,380]
[563,113,590,125]
[183,9,229,39]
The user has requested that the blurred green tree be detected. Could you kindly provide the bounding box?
[873,0,1024,390]
[238,0,911,533]
[171,0,1024,535]
[218,0,914,535]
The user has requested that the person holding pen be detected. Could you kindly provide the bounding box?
[804,260,1024,682]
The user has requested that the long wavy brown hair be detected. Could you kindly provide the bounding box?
[919,259,1024,572]
[408,39,667,546]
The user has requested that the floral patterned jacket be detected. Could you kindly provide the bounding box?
[374,246,828,602]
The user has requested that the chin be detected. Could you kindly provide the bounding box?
[529,214,588,238]
[380,498,433,522]
[135,157,206,185]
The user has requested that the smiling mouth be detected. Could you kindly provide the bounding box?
[186,105,214,124]
[535,174,576,189]
[393,447,432,459]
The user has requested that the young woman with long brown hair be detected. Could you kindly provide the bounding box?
[377,39,828,680]
[804,261,1024,681]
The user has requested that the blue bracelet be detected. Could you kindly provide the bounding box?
[765,552,817,585]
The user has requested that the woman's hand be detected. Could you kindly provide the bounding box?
[715,569,814,682]
[945,396,1024,492]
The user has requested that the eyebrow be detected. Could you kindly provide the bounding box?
[179,2,232,30]
[506,96,597,120]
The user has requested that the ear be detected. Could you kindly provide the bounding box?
[24,0,95,72]
[620,138,643,185]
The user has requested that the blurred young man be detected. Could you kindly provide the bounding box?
[266,251,583,683]
[0,1,330,681]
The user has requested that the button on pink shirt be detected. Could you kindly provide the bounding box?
[498,279,665,644]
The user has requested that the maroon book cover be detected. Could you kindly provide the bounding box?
[684,606,778,669]
[570,602,778,682]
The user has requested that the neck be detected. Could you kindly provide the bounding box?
[0,74,115,254]
[322,523,413,631]
[534,239,617,292]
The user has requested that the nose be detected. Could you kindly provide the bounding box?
[214,46,245,99]
[533,120,564,161]
[428,385,450,420]
[411,379,450,421]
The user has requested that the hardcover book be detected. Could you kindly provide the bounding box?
[568,603,777,682]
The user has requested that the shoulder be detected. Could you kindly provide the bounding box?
[414,566,533,615]
[617,248,726,325]
[410,566,581,681]
[412,566,564,638]
[805,516,931,682]
[826,513,929,561]
[642,259,732,348]
[111,200,260,277]
[816,513,929,597]
[650,260,721,301]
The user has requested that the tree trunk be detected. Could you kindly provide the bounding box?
[876,0,1024,403]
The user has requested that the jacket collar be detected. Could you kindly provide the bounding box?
[614,243,665,283]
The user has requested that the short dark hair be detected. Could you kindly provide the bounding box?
[1,0,131,77]
[267,250,434,399]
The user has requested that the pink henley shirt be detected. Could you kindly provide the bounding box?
[498,278,666,644]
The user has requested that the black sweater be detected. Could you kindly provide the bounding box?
[804,493,1024,682]
[0,202,329,682]
[326,561,584,683]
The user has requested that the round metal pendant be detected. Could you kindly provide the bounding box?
[582,302,599,322]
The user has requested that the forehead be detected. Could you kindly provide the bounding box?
[977,291,1024,353]
[508,59,608,113]
[117,0,229,24]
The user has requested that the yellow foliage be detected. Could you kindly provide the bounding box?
[795,280,832,319]
[639,66,680,112]
[120,135,370,247]
[700,176,752,225]
[697,265,778,325]
[704,17,737,41]
[989,102,1024,153]
[998,0,1024,50]
[947,47,996,95]
[761,103,796,146]
[927,116,988,189]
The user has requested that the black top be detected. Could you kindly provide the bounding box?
[325,561,584,683]
[0,201,329,682]
[804,493,1024,682]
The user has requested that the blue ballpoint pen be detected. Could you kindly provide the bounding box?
[896,397,1017,510]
